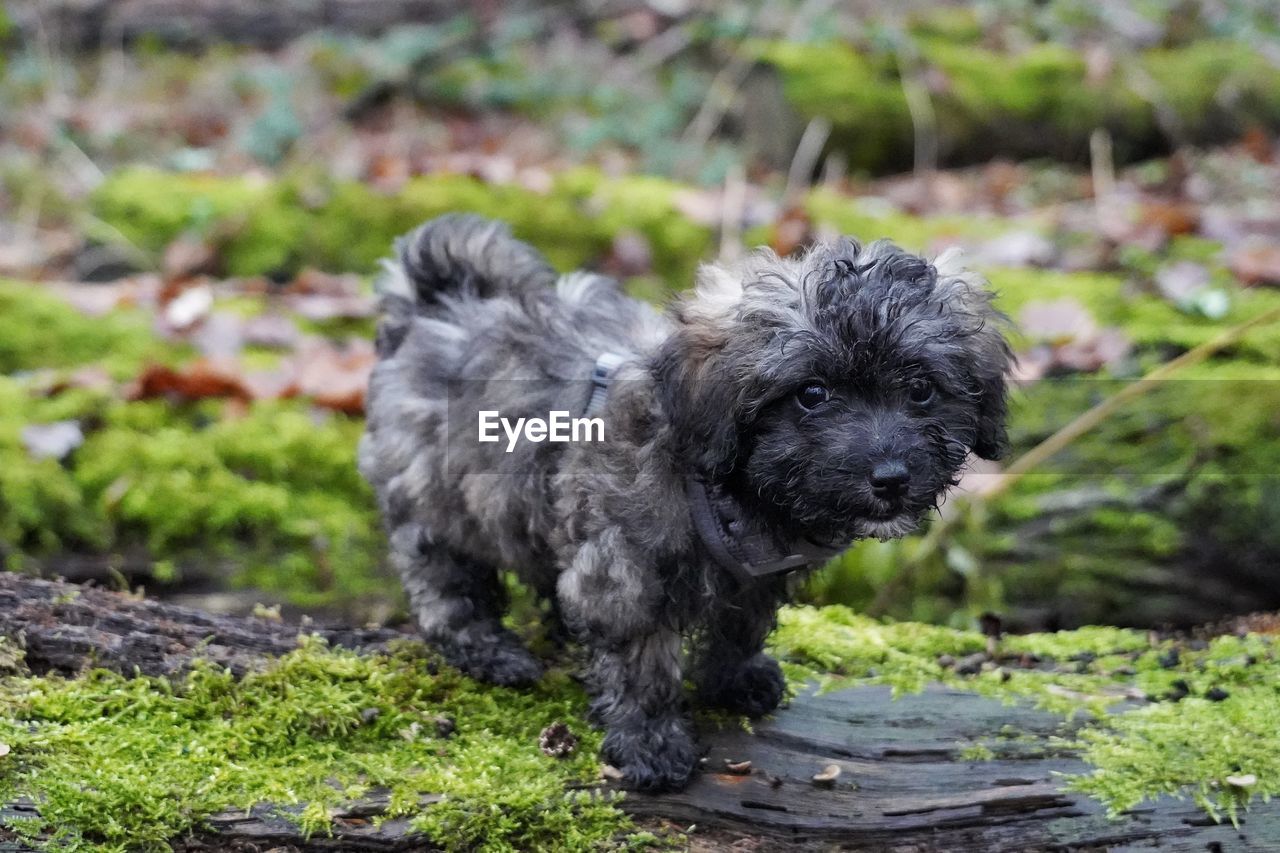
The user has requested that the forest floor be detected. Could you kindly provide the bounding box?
[2,3,1280,850]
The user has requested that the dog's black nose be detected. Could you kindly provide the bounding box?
[869,461,909,501]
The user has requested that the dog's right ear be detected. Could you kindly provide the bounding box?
[652,321,741,479]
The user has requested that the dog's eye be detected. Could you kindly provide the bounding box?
[795,383,830,410]
[908,378,935,405]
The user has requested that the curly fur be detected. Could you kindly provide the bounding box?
[359,214,1011,791]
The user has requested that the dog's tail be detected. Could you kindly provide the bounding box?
[378,214,557,311]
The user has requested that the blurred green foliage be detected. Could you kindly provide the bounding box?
[91,166,716,284]
[767,37,1280,172]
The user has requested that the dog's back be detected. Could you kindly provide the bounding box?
[359,215,668,575]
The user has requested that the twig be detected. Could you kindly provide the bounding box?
[1090,128,1115,212]
[680,46,761,161]
[719,161,747,263]
[893,36,938,180]
[783,117,832,208]
[678,0,791,173]
[606,24,694,88]
[75,212,159,271]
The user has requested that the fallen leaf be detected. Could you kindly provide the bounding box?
[21,421,85,461]
[601,230,652,277]
[127,359,255,403]
[974,231,1056,268]
[287,268,366,296]
[1228,239,1280,287]
[50,278,154,316]
[191,311,246,357]
[242,314,301,349]
[1154,260,1210,304]
[162,236,217,281]
[812,764,841,787]
[1056,327,1132,373]
[769,206,813,257]
[163,284,214,330]
[1139,201,1199,237]
[1241,127,1273,164]
[288,294,378,322]
[1018,299,1097,346]
[283,338,376,414]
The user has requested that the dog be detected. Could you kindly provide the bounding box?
[359,215,1011,791]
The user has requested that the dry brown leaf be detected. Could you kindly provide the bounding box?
[127,359,255,403]
[1018,299,1097,346]
[1228,240,1280,287]
[162,236,218,282]
[287,268,365,296]
[283,338,376,414]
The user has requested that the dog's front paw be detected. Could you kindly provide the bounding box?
[698,653,785,718]
[440,633,543,687]
[602,716,698,791]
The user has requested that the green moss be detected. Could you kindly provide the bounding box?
[1070,633,1280,822]
[0,378,113,553]
[769,606,1280,821]
[763,42,912,172]
[0,282,175,376]
[70,401,388,608]
[90,168,714,285]
[0,639,640,851]
[765,38,1280,172]
[1143,41,1280,133]
[804,188,1004,253]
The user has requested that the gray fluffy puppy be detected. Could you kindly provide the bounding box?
[359,215,1011,791]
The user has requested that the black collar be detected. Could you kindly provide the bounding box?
[685,475,846,586]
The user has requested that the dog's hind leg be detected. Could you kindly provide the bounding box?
[390,528,543,686]
[691,579,788,718]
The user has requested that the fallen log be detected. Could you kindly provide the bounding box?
[1,572,1277,852]
[0,572,402,678]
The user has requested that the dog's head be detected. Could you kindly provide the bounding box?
[655,238,1011,542]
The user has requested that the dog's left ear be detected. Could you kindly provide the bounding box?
[971,349,1011,460]
[934,250,1012,461]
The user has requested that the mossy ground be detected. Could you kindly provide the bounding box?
[771,607,1280,822]
[0,281,389,613]
[0,638,633,852]
[0,610,1276,850]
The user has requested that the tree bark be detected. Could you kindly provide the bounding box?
[0,572,403,678]
[1,572,1278,851]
